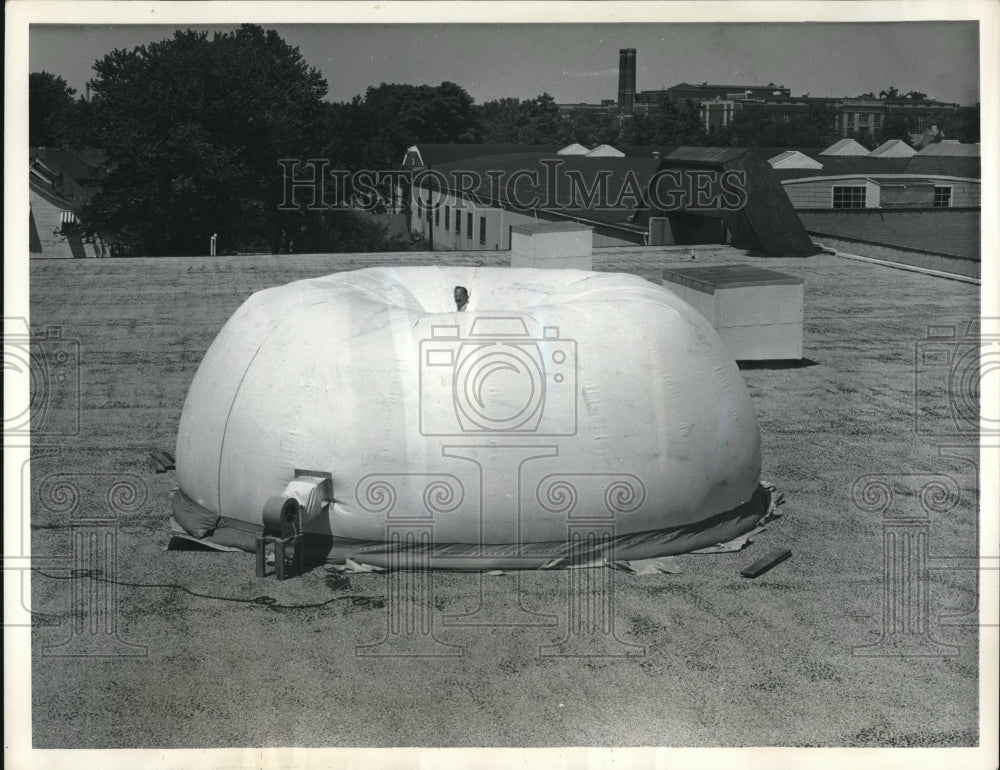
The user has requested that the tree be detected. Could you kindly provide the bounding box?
[479,97,522,143]
[81,25,328,255]
[876,113,913,144]
[725,103,772,146]
[515,93,562,143]
[561,108,620,147]
[956,103,980,142]
[30,72,76,146]
[337,82,482,169]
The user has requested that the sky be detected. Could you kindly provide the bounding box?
[29,22,980,106]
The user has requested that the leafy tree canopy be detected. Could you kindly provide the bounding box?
[30,72,77,146]
[82,25,328,255]
[323,81,482,170]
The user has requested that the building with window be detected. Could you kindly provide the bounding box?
[769,139,980,209]
[405,142,817,257]
[553,49,967,146]
[763,140,981,270]
[29,146,108,259]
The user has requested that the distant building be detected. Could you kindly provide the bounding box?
[618,48,637,116]
[403,143,816,256]
[766,139,981,209]
[557,49,965,143]
[762,140,981,270]
[29,147,108,259]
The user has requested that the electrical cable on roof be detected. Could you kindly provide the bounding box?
[31,567,385,611]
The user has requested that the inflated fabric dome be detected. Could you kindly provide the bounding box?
[172,266,767,569]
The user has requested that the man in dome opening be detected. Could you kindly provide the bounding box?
[454,285,470,312]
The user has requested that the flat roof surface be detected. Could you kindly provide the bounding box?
[662,263,805,292]
[29,245,982,748]
[510,222,593,234]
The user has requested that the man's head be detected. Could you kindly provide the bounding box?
[454,285,470,311]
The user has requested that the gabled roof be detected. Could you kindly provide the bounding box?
[586,144,625,158]
[867,139,917,158]
[557,143,590,156]
[768,150,824,170]
[749,147,823,162]
[819,138,869,156]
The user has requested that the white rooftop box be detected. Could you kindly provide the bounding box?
[510,222,593,270]
[662,264,804,361]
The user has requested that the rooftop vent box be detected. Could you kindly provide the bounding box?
[662,264,804,361]
[510,222,593,270]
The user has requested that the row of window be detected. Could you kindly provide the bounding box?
[845,113,884,127]
[419,199,489,244]
[831,185,953,209]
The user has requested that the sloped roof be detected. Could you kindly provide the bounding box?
[903,155,981,178]
[617,145,682,159]
[819,138,869,156]
[414,152,660,232]
[772,156,913,181]
[30,146,105,181]
[768,150,824,170]
[586,144,625,157]
[867,140,917,158]
[29,176,79,211]
[557,143,590,155]
[916,141,981,157]
[664,146,751,165]
[650,147,820,257]
[797,210,979,260]
[866,176,940,187]
[749,147,823,162]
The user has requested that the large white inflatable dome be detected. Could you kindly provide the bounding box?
[172,266,767,569]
